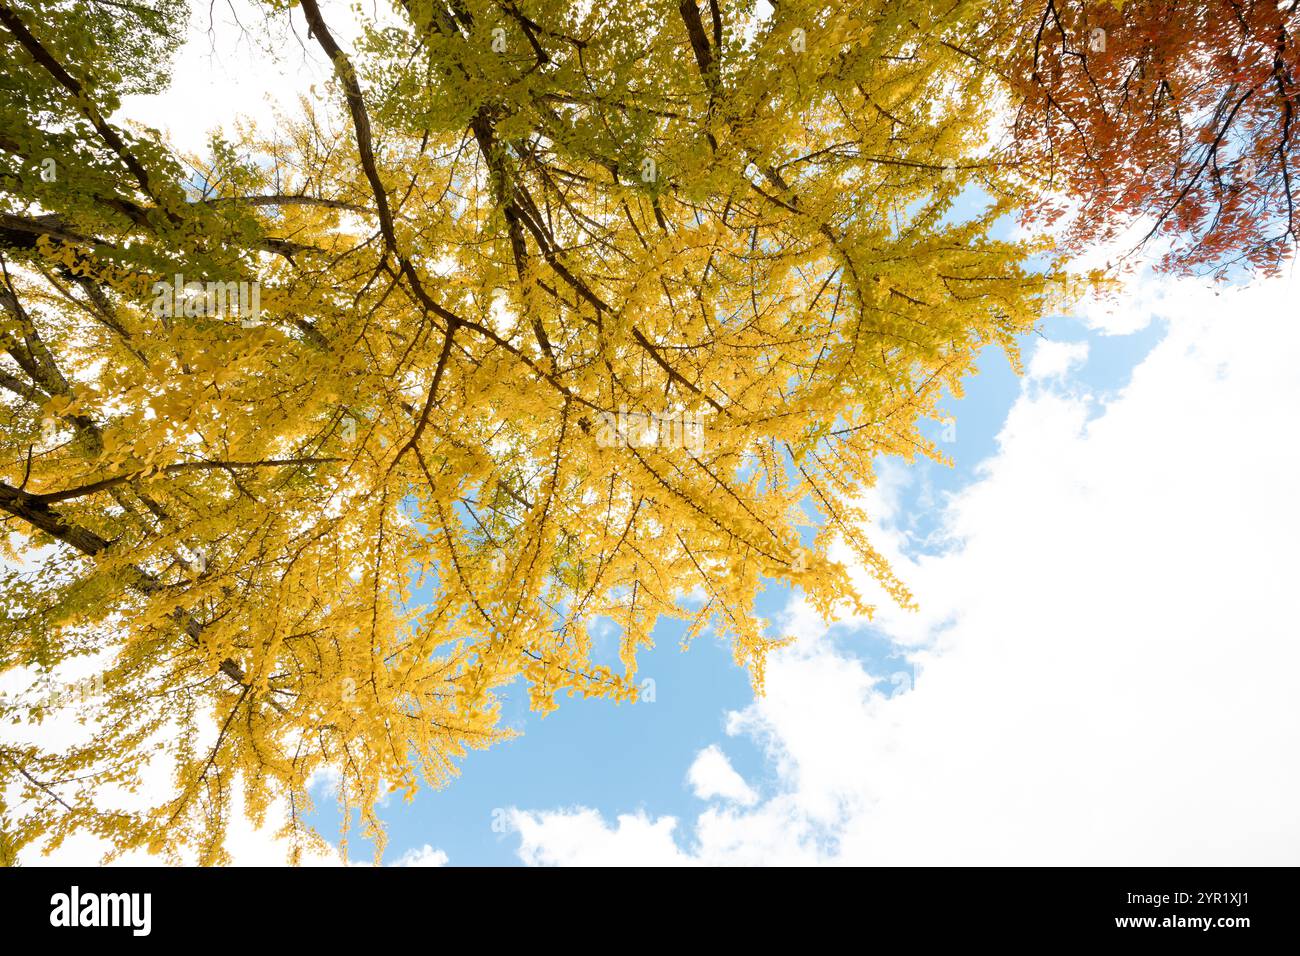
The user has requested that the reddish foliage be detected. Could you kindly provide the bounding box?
[1004,0,1300,276]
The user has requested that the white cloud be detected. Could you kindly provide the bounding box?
[509,268,1300,865]
[1026,339,1089,381]
[391,844,450,867]
[509,807,691,867]
[1075,262,1237,336]
[686,746,758,806]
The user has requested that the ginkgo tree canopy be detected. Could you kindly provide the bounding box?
[0,0,1291,863]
